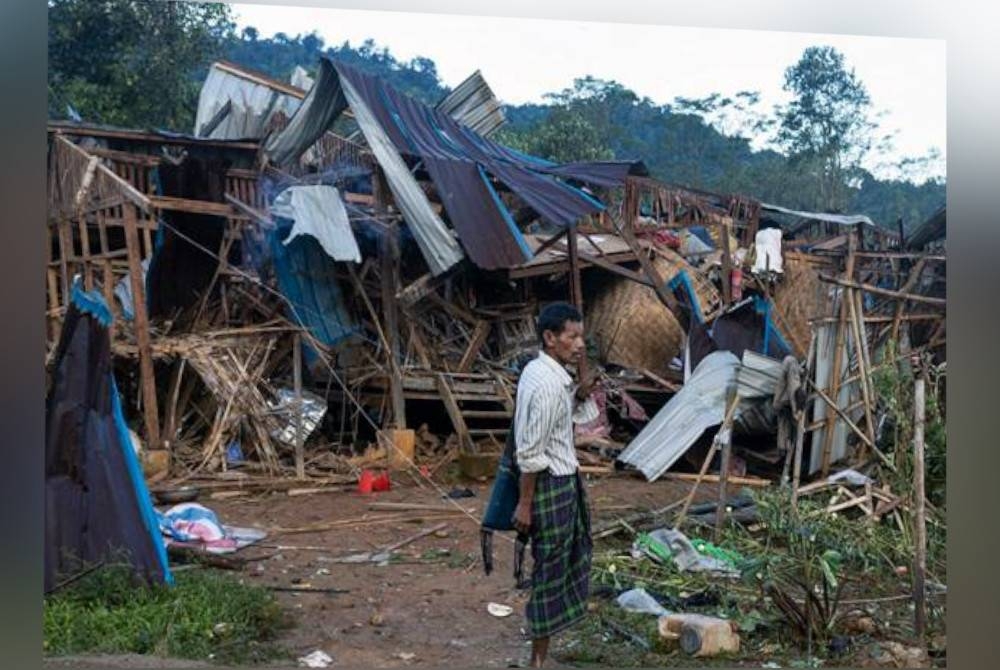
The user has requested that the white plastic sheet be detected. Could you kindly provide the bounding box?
[272,185,361,263]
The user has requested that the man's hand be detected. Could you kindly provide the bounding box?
[512,500,532,535]
[575,368,597,402]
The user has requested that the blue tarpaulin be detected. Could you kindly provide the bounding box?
[269,225,360,359]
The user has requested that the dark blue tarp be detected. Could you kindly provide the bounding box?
[270,226,360,351]
[45,283,172,592]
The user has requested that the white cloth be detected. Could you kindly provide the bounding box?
[271,185,362,263]
[513,351,599,475]
[752,228,784,273]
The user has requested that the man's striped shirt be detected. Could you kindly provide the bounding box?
[514,351,599,476]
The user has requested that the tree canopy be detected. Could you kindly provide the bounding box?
[48,0,235,130]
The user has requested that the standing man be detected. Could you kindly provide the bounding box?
[512,302,599,668]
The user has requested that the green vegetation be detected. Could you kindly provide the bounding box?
[571,482,947,666]
[44,564,288,665]
[48,0,235,130]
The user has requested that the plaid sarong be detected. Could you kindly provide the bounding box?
[526,470,592,639]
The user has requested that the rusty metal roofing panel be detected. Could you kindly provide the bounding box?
[435,70,506,137]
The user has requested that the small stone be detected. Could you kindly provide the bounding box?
[370,612,384,626]
[434,530,449,538]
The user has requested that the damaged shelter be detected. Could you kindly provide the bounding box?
[45,56,947,521]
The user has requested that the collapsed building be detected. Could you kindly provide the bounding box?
[45,57,946,506]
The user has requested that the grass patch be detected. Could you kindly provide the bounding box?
[44,564,289,665]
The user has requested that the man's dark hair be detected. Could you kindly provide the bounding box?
[537,302,582,345]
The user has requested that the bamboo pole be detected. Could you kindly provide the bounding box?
[676,394,740,528]
[912,376,928,644]
[294,333,305,480]
[847,286,876,451]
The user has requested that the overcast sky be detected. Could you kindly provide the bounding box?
[230,3,946,181]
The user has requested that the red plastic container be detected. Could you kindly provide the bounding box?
[372,472,391,492]
[358,470,375,494]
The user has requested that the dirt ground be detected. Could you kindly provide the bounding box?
[201,472,704,668]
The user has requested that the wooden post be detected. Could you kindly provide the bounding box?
[123,203,161,450]
[676,394,740,528]
[567,224,584,310]
[57,217,73,304]
[790,332,817,504]
[375,167,406,430]
[294,333,305,480]
[566,223,590,381]
[890,257,928,342]
[912,375,928,644]
[719,219,733,306]
[162,359,186,452]
[715,420,733,540]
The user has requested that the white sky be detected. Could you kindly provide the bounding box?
[230,3,946,181]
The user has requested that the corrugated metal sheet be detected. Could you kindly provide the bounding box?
[808,313,862,474]
[435,70,506,137]
[194,62,301,140]
[737,350,783,399]
[906,205,946,250]
[617,351,740,481]
[339,73,464,275]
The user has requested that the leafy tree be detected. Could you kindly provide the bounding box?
[776,46,877,212]
[48,0,235,130]
[495,108,614,163]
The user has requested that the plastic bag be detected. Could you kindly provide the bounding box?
[615,587,670,617]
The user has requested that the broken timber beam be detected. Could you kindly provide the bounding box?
[123,203,161,450]
[819,274,945,307]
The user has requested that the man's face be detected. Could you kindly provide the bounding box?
[543,320,585,367]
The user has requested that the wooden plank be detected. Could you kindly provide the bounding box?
[123,204,161,449]
[808,379,896,472]
[719,220,733,305]
[575,249,652,286]
[56,217,73,304]
[664,472,771,488]
[819,273,945,307]
[48,122,260,150]
[149,195,237,217]
[198,98,233,138]
[891,257,929,341]
[616,210,680,313]
[457,320,491,373]
[224,193,276,230]
[507,251,638,279]
[46,268,61,342]
[435,374,473,452]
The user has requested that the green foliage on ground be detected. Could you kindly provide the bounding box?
[43,564,288,665]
